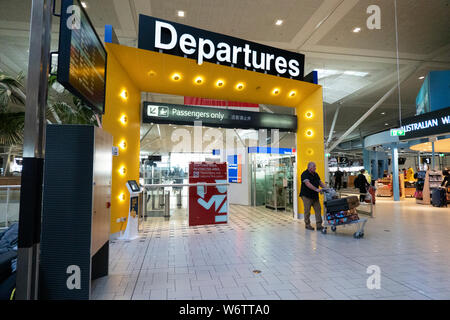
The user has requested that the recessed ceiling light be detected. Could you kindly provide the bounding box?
[178,10,185,17]
[381,112,386,115]
[419,76,425,80]
[385,123,389,126]
[353,27,361,33]
[81,1,87,8]
[275,19,283,26]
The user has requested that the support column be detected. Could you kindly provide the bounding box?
[373,151,379,180]
[432,141,435,170]
[16,0,52,300]
[363,149,370,174]
[391,144,400,201]
[296,87,324,218]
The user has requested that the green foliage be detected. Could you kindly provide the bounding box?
[0,112,25,145]
[0,72,26,112]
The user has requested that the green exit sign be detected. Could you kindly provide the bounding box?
[390,129,405,136]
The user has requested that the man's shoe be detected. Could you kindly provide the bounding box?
[305,225,314,231]
[316,226,324,231]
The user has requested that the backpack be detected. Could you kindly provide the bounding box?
[354,175,361,188]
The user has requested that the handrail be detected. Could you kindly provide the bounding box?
[143,183,229,188]
[0,185,21,189]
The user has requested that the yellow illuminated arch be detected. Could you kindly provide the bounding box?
[103,43,324,234]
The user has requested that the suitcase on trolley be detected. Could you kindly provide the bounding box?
[346,196,359,209]
[432,188,447,207]
[325,198,349,213]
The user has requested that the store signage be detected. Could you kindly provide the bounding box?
[138,15,305,81]
[247,147,295,155]
[58,0,107,114]
[143,102,297,132]
[400,106,450,140]
[188,162,228,226]
[227,155,242,183]
[390,128,405,136]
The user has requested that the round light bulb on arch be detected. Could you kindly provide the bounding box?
[171,73,181,81]
[120,89,128,100]
[118,193,126,202]
[119,166,127,176]
[194,76,204,85]
[288,90,297,98]
[216,79,225,88]
[305,111,313,119]
[119,140,127,150]
[236,82,245,91]
[306,129,314,137]
[272,88,280,95]
[119,114,128,125]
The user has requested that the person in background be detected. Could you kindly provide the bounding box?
[300,162,327,231]
[334,168,343,190]
[441,169,450,188]
[363,170,371,185]
[355,169,370,203]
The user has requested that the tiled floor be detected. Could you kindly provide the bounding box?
[91,198,450,300]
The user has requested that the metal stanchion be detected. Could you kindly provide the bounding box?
[164,191,170,217]
[176,189,182,208]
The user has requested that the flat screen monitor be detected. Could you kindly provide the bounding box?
[127,180,140,192]
[57,0,107,114]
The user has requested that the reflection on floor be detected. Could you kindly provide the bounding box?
[91,199,450,300]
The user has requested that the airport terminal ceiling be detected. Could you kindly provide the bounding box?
[0,0,449,146]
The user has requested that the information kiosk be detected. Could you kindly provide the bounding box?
[119,180,142,240]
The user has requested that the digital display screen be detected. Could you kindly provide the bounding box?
[128,180,140,192]
[58,0,107,114]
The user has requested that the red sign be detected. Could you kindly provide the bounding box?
[184,96,259,108]
[188,162,228,226]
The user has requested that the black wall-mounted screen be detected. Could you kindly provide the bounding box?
[57,0,107,114]
[148,155,162,162]
[128,180,140,192]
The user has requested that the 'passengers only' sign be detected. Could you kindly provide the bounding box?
[142,102,297,132]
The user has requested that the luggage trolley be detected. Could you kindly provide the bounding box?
[321,189,368,239]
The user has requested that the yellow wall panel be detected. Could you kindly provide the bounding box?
[102,48,141,235]
[296,87,325,216]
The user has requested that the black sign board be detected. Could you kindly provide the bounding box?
[57,0,107,114]
[138,15,305,81]
[142,102,297,132]
[400,106,450,140]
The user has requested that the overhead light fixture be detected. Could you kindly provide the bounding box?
[272,88,280,95]
[236,82,244,90]
[419,76,425,80]
[385,123,389,126]
[178,10,185,17]
[288,90,296,97]
[381,112,386,115]
[81,1,87,8]
[353,27,361,33]
[275,19,283,26]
